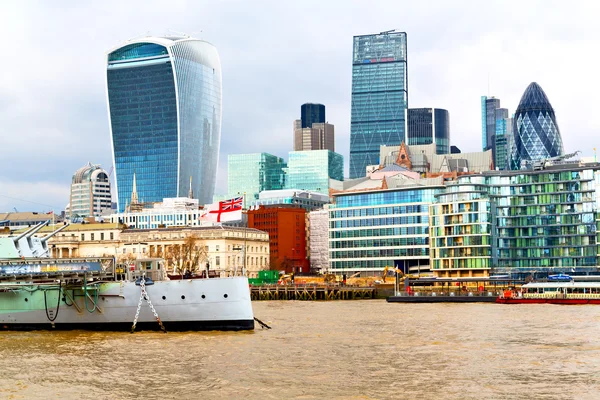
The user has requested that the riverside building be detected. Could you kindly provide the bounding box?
[106,35,222,211]
[430,162,599,279]
[329,184,443,276]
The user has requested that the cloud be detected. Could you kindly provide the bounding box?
[1,0,599,210]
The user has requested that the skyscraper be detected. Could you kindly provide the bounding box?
[350,30,408,178]
[286,150,344,195]
[510,82,564,169]
[69,162,112,219]
[300,103,325,128]
[494,116,513,170]
[106,36,222,211]
[407,108,450,154]
[481,96,501,151]
[227,153,287,200]
[294,104,334,152]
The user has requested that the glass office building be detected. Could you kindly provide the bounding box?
[481,96,501,151]
[494,116,513,170]
[286,150,343,195]
[106,36,222,211]
[227,153,287,200]
[431,167,599,278]
[510,82,564,170]
[407,108,450,154]
[300,103,325,128]
[329,186,442,275]
[350,31,408,178]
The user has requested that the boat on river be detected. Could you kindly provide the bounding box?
[0,222,254,331]
[496,281,600,304]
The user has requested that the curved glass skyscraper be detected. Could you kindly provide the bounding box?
[510,82,563,170]
[106,36,222,211]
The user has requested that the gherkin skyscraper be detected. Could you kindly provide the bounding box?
[510,82,564,170]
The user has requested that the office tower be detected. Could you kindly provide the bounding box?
[350,30,408,178]
[300,103,325,128]
[286,150,344,195]
[106,36,222,211]
[227,153,287,200]
[294,122,335,152]
[407,108,450,154]
[494,117,513,170]
[510,82,564,169]
[481,96,501,151]
[69,162,112,219]
[294,103,335,152]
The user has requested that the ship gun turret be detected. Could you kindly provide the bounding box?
[0,221,70,259]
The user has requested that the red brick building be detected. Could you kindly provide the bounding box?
[247,206,309,274]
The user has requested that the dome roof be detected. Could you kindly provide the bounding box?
[515,82,554,113]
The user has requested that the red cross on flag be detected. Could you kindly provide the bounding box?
[200,196,243,223]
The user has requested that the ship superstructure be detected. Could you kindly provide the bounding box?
[0,222,254,331]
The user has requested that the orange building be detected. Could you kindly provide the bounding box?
[247,206,309,274]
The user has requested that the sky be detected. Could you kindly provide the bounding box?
[1,0,599,212]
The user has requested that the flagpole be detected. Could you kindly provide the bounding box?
[243,192,247,276]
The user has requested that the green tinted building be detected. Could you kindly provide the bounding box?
[286,150,344,195]
[227,153,286,200]
[430,166,599,278]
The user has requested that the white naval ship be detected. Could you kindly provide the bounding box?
[0,222,254,331]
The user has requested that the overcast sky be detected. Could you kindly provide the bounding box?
[1,0,598,212]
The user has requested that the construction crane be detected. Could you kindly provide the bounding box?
[529,151,580,170]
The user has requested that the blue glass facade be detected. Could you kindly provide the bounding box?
[286,150,343,195]
[300,103,325,128]
[407,108,449,154]
[107,37,222,211]
[350,31,408,179]
[510,82,564,170]
[227,153,286,200]
[329,187,441,274]
[481,96,501,151]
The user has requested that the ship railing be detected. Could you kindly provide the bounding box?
[0,257,116,283]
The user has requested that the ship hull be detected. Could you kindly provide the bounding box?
[0,277,254,331]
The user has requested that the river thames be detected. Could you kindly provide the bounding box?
[0,300,599,399]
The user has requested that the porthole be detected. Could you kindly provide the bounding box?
[224,294,228,298]
[162,296,166,300]
[24,298,28,302]
[181,295,186,300]
[201,294,206,299]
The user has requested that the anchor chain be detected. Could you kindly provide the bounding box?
[131,276,167,334]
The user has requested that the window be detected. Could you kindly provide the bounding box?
[81,234,85,241]
[216,256,220,266]
[216,245,220,252]
[91,233,95,241]
[101,233,104,240]
[110,232,114,240]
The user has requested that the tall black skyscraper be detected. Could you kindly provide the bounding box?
[407,108,450,154]
[300,103,325,128]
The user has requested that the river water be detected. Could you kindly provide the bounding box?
[0,300,599,400]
